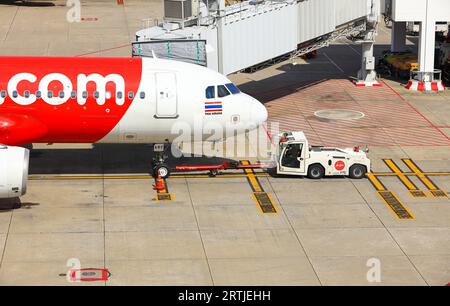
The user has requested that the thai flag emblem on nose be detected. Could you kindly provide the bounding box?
[205,101,223,115]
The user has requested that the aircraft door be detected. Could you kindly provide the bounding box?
[155,72,178,118]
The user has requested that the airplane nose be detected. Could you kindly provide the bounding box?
[251,99,268,126]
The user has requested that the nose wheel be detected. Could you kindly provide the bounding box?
[153,163,170,179]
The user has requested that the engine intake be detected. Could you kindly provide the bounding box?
[0,145,30,198]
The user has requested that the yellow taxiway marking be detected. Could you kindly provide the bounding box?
[367,172,386,191]
[384,159,419,191]
[367,171,415,220]
[241,160,278,214]
[241,161,263,193]
[368,172,450,177]
[402,159,438,190]
[383,159,427,198]
[377,190,415,220]
[156,192,173,201]
[402,159,448,198]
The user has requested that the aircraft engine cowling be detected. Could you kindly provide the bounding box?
[0,145,30,198]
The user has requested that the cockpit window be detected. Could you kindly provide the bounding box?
[206,86,215,99]
[225,83,240,94]
[218,85,230,98]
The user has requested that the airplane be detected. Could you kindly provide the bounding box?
[0,56,268,199]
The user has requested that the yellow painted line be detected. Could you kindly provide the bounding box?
[252,192,278,214]
[429,190,448,198]
[384,159,418,191]
[29,175,150,181]
[156,193,173,201]
[241,160,278,214]
[402,159,438,190]
[368,172,450,176]
[420,172,450,176]
[377,190,415,220]
[241,161,263,193]
[367,172,386,191]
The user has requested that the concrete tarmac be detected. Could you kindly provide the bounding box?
[0,1,448,286]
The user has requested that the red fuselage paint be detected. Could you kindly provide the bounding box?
[0,57,142,145]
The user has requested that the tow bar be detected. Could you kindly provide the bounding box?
[175,160,274,177]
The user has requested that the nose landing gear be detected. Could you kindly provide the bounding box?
[151,143,171,179]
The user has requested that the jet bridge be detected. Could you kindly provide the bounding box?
[383,0,450,91]
[135,0,378,84]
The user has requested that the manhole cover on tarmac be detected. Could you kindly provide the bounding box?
[314,109,365,120]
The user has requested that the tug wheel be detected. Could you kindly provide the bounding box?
[349,164,367,179]
[307,164,325,179]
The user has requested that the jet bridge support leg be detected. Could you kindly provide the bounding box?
[406,21,445,92]
[355,39,380,87]
[354,0,380,87]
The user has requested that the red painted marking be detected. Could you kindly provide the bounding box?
[417,82,425,91]
[262,123,273,144]
[0,56,142,145]
[117,0,124,4]
[70,268,110,282]
[204,101,222,105]
[75,44,130,57]
[335,160,345,171]
[380,80,450,142]
[80,18,98,22]
[431,82,438,92]
[354,83,383,87]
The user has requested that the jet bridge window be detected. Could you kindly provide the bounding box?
[225,83,240,95]
[218,85,230,98]
[206,86,215,99]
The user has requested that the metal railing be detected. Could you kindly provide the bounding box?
[410,69,442,82]
[290,21,367,59]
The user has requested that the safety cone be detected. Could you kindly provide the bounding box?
[152,174,165,191]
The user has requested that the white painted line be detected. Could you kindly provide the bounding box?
[323,52,345,73]
[346,43,361,56]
